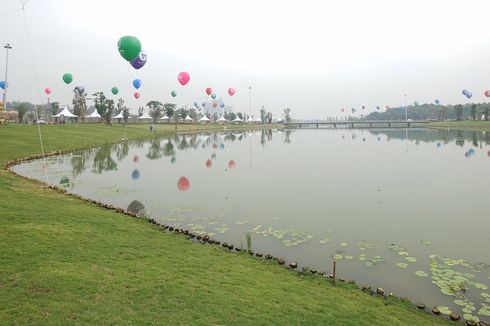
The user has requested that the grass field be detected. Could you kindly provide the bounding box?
[0,124,451,325]
[427,120,490,131]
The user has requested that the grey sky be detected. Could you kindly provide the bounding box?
[1,0,490,119]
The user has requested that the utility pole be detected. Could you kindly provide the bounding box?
[248,86,252,120]
[3,43,12,108]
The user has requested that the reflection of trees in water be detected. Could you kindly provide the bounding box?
[280,129,292,144]
[92,145,117,173]
[146,138,164,160]
[114,142,129,161]
[261,129,273,147]
[178,135,190,151]
[71,150,94,176]
[369,129,490,147]
[163,139,175,157]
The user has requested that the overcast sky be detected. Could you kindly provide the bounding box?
[1,0,490,118]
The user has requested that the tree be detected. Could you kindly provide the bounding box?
[454,104,464,121]
[237,112,243,120]
[176,106,189,122]
[283,108,291,122]
[13,102,30,123]
[470,104,477,121]
[92,92,114,125]
[228,112,237,121]
[72,86,88,123]
[480,106,490,121]
[147,100,163,122]
[49,101,60,116]
[260,106,266,123]
[164,103,176,121]
[123,107,130,124]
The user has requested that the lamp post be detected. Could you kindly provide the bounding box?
[404,93,407,121]
[248,86,252,121]
[3,43,12,107]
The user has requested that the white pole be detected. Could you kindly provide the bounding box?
[404,94,408,121]
[3,43,12,107]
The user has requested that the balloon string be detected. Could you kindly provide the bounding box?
[22,4,49,184]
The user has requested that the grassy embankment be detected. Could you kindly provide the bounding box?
[427,120,490,131]
[0,124,450,325]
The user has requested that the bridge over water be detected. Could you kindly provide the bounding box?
[284,120,431,129]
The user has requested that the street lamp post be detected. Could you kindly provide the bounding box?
[3,43,12,107]
[248,86,252,120]
[404,94,408,121]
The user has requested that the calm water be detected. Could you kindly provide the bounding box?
[13,128,490,322]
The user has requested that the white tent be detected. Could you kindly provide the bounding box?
[138,112,152,120]
[112,111,124,119]
[184,115,193,122]
[217,116,228,124]
[255,117,262,123]
[53,106,77,118]
[87,109,101,118]
[232,116,243,124]
[199,116,210,123]
[160,115,169,121]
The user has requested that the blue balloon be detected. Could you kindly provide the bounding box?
[436,142,441,147]
[0,81,8,89]
[133,79,142,89]
[466,92,472,99]
[462,89,469,96]
[435,99,440,105]
[376,106,380,110]
[219,144,225,150]
[219,101,225,108]
[201,102,206,108]
[131,169,140,180]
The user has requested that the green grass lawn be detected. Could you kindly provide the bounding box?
[427,120,490,131]
[0,124,450,325]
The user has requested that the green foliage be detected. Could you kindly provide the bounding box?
[93,91,114,125]
[163,103,176,120]
[147,100,163,122]
[245,231,252,251]
[454,104,464,121]
[283,108,292,122]
[13,102,31,122]
[72,87,88,122]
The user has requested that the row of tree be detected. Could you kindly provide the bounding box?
[365,103,490,121]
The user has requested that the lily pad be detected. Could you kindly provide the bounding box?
[463,314,479,323]
[396,262,408,269]
[441,288,455,296]
[365,261,375,268]
[398,251,410,256]
[340,242,347,247]
[415,271,428,277]
[406,257,417,263]
[478,306,490,316]
[345,255,354,260]
[437,306,452,315]
[333,254,343,260]
[473,282,489,290]
[454,299,467,306]
[420,240,432,246]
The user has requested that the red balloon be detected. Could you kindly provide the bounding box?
[177,176,190,191]
[228,160,236,169]
[485,90,490,97]
[228,88,235,96]
[206,87,212,96]
[134,92,140,99]
[44,87,52,95]
[178,71,190,86]
[487,150,490,157]
[206,159,212,168]
[133,155,139,163]
[212,144,217,149]
[212,101,218,108]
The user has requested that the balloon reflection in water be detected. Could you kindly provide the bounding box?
[133,155,139,163]
[228,160,236,169]
[206,159,212,168]
[177,176,190,191]
[132,169,141,180]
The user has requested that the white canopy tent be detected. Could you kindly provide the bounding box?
[184,115,193,123]
[232,116,243,124]
[53,106,77,118]
[112,111,124,119]
[138,112,152,120]
[87,109,101,118]
[217,116,228,124]
[199,116,210,124]
[255,117,262,123]
[160,115,169,121]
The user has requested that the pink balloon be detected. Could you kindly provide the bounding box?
[485,90,490,97]
[228,88,235,96]
[44,87,52,95]
[134,92,140,99]
[206,87,212,96]
[178,72,190,86]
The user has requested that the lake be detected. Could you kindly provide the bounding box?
[12,128,490,323]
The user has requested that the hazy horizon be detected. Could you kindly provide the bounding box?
[2,0,490,119]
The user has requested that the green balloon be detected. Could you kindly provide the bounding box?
[62,73,73,84]
[111,87,119,95]
[117,36,142,62]
[211,93,216,99]
[171,90,177,97]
